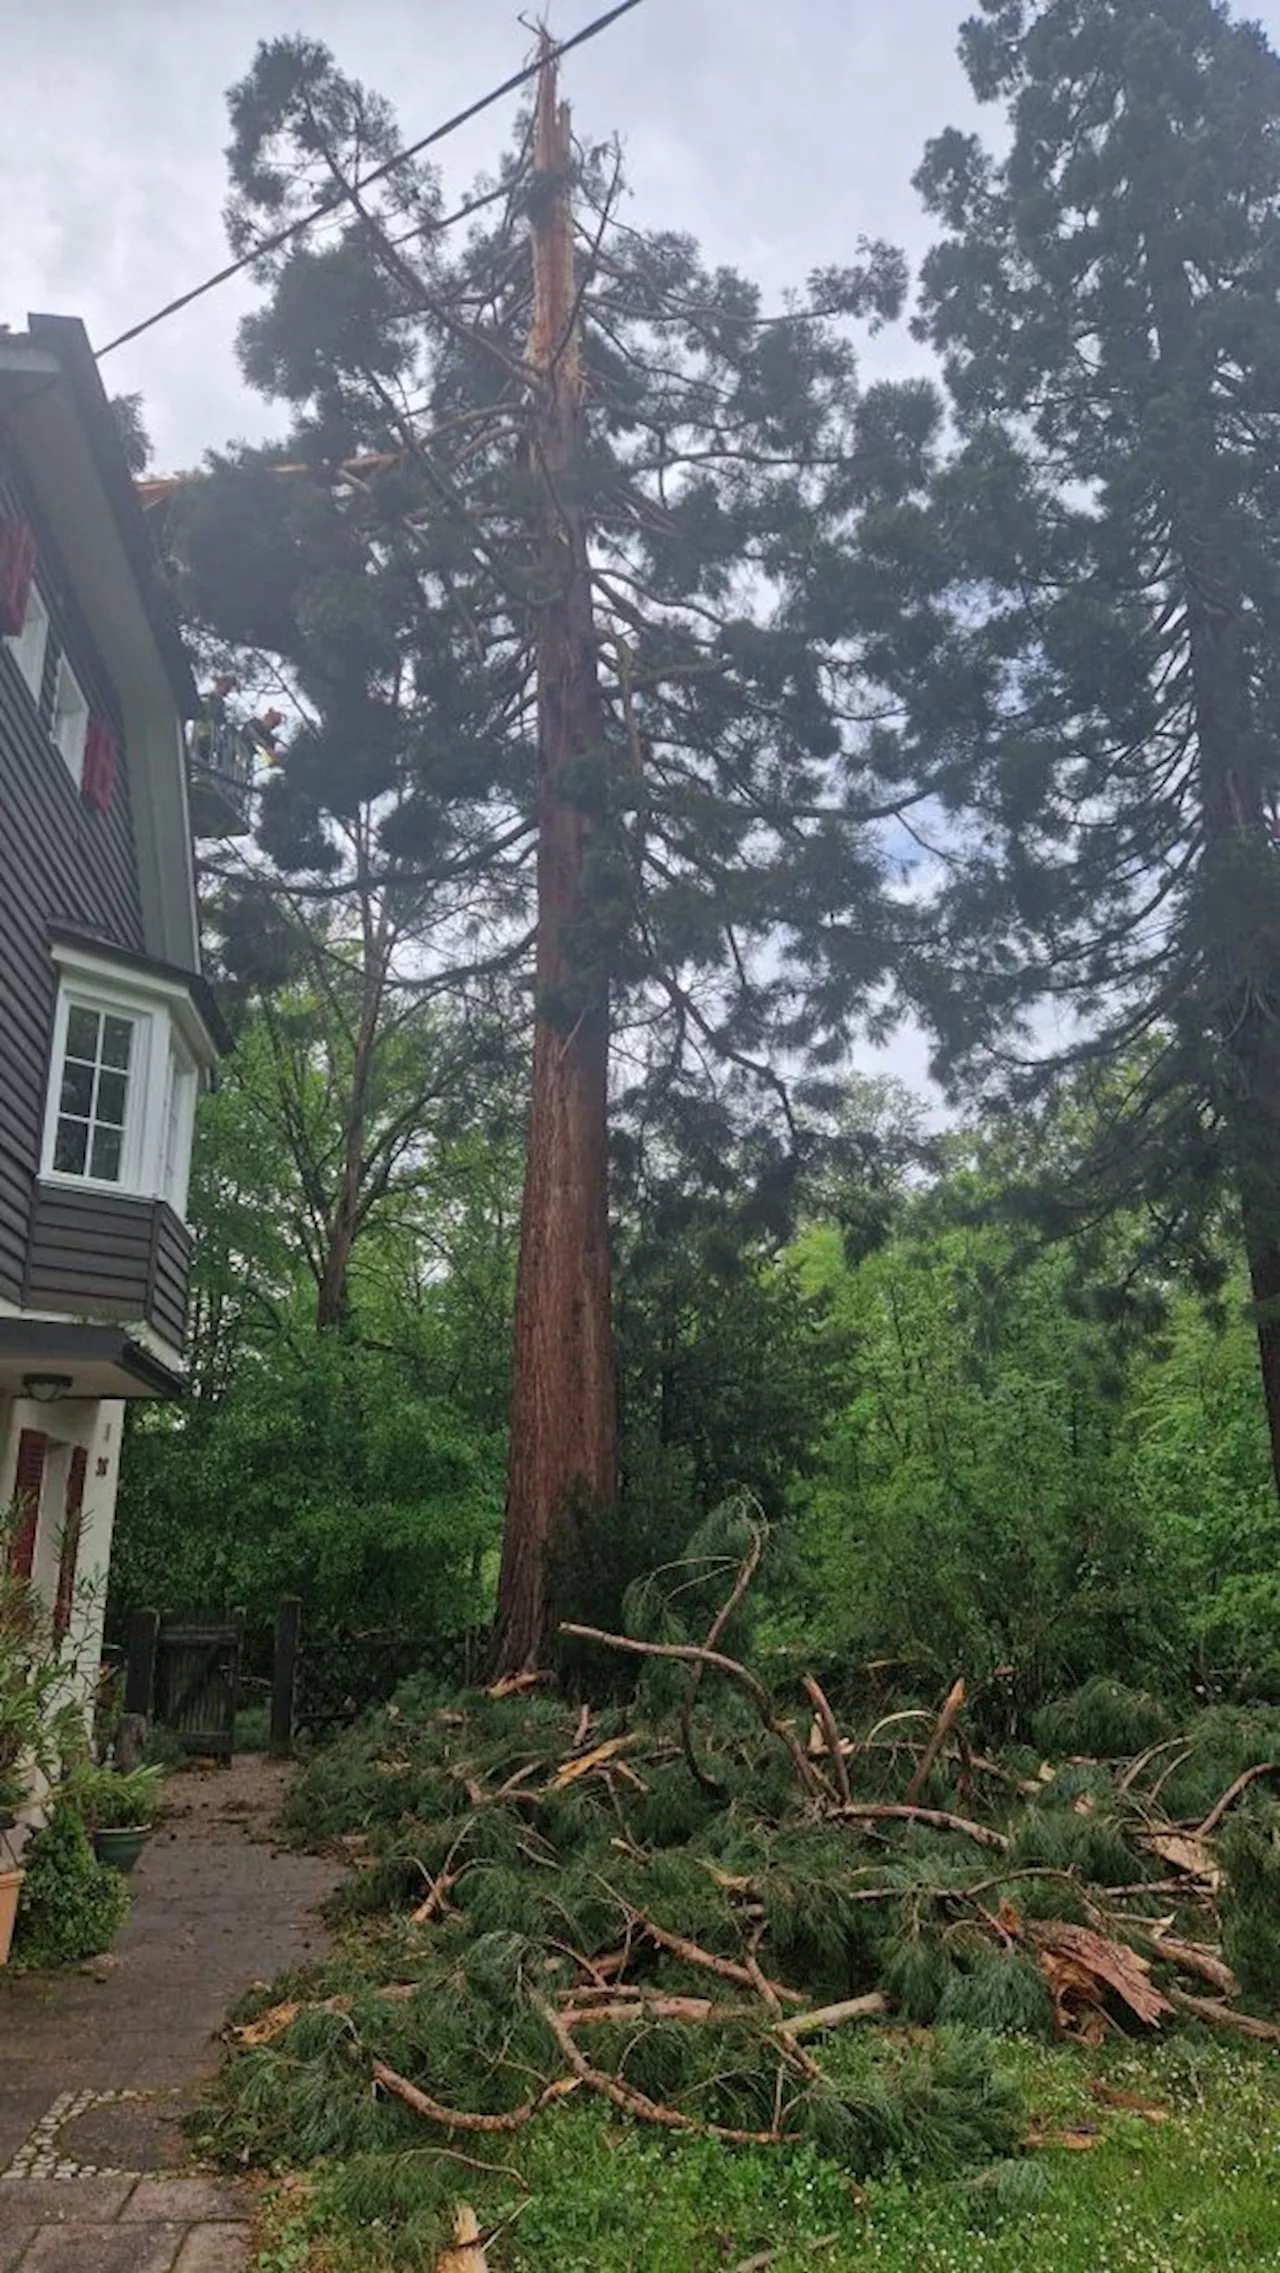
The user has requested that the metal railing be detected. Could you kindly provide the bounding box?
[186,716,256,791]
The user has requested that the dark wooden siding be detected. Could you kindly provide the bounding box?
[24,1186,191,1354]
[0,435,144,1302]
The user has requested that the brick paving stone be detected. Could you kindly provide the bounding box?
[173,2226,253,2273]
[122,2177,255,2224]
[19,2224,184,2272]
[0,2087,60,2170]
[0,2176,135,2222]
[0,1761,339,2272]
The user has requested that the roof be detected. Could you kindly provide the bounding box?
[22,314,198,718]
[48,925,233,1060]
[0,315,204,973]
[0,1320,185,1401]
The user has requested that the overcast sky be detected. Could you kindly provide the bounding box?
[2,0,992,469]
[8,0,1279,1102]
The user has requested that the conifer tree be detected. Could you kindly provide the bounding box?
[177,34,931,1665]
[865,0,1280,1492]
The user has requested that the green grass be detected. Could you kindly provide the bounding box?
[251,2037,1280,2272]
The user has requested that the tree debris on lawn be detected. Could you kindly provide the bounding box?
[197,1511,1280,2230]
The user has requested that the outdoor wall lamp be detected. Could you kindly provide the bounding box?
[22,1373,73,1405]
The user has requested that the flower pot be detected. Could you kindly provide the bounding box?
[0,1867,24,1965]
[92,1826,150,1876]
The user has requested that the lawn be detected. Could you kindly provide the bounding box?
[251,2036,1280,2272]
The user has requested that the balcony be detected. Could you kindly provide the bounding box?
[185,716,255,838]
[24,1184,193,1358]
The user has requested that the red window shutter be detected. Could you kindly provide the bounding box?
[81,718,119,815]
[10,1429,47,1581]
[0,518,36,637]
[54,1448,88,1638]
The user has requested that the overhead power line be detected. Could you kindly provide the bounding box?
[95,0,645,361]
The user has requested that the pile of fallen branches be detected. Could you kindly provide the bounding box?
[204,1523,1280,2193]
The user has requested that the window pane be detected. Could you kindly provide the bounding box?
[58,1058,94,1118]
[101,1017,133,1071]
[54,1119,88,1175]
[89,1126,122,1182]
[96,1069,128,1128]
[65,1005,100,1061]
[51,1001,137,1184]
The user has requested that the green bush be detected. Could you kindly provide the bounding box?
[110,1335,504,1649]
[1220,1809,1280,2011]
[1031,1679,1175,1760]
[12,1805,129,1970]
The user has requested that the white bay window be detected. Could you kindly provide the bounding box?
[41,942,215,1218]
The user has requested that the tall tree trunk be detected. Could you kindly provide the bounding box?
[1149,244,1280,1498]
[315,1005,377,1331]
[315,1125,362,1330]
[493,49,617,1673]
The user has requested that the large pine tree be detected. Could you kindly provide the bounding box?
[176,34,933,1666]
[862,0,1280,1491]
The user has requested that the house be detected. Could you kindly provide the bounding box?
[0,313,229,1700]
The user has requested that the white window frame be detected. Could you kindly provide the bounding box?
[42,987,154,1196]
[52,652,90,786]
[5,579,49,704]
[40,943,219,1220]
[160,1037,198,1221]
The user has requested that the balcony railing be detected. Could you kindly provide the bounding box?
[185,716,255,838]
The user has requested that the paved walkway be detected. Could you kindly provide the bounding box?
[0,1755,338,2271]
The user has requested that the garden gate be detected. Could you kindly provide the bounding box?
[124,1607,244,1760]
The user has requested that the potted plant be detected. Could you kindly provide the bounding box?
[65,1763,163,1874]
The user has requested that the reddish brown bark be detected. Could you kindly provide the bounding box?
[493,50,617,1674]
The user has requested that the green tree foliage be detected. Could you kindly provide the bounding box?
[164,34,944,1644]
[113,1333,504,1651]
[788,1141,1280,1711]
[858,0,1280,1488]
[111,979,523,1645]
[790,1202,1179,1709]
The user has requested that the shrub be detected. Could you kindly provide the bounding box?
[12,1804,129,1970]
[1220,1808,1280,2011]
[1031,1678,1174,1759]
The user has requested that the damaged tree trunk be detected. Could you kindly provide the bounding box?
[493,45,617,1674]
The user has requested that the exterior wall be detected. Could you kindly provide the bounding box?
[0,441,144,1308]
[0,1390,124,1758]
[24,1187,191,1356]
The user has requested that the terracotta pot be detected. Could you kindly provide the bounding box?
[93,1826,150,1875]
[0,1867,24,1966]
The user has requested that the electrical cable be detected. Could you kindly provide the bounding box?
[95,0,645,360]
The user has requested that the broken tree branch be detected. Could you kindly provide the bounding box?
[775,1993,890,2041]
[1192,1762,1280,1837]
[803,1675,852,1807]
[534,1998,802,2145]
[1166,1988,1280,2042]
[683,1522,767,1794]
[905,1678,966,1805]
[836,1802,1008,1850]
[635,1914,805,2005]
[372,2059,578,2133]
[559,1621,833,1802]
